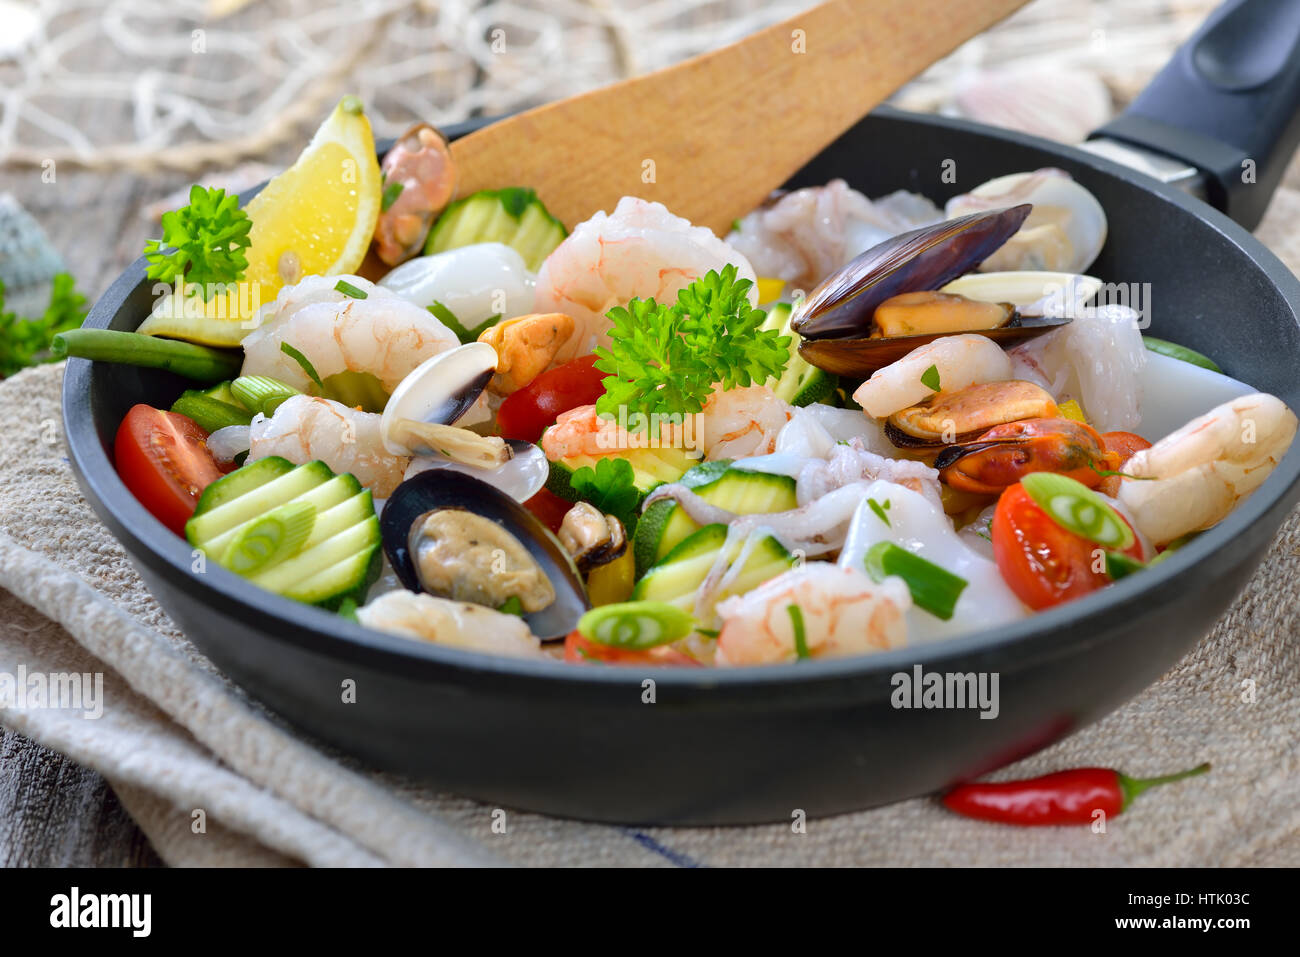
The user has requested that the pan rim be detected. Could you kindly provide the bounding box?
[61,105,1300,692]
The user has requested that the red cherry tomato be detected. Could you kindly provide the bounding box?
[992,483,1143,610]
[523,488,573,535]
[1097,431,1153,497]
[563,631,699,667]
[114,404,223,537]
[497,354,605,442]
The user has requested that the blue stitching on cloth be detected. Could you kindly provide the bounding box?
[622,828,702,868]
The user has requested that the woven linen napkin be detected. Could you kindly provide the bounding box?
[2,191,1300,866]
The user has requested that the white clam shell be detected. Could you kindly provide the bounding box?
[380,341,497,456]
[945,170,1107,274]
[403,442,549,503]
[941,270,1102,316]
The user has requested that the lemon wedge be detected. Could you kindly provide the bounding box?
[138,96,381,347]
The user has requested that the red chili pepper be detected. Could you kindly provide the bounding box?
[942,762,1210,826]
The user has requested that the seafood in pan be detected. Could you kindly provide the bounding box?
[95,98,1296,667]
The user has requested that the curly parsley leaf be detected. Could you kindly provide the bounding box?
[143,185,252,299]
[569,457,641,532]
[592,265,790,424]
[0,273,88,378]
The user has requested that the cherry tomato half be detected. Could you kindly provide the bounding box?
[1097,431,1153,497]
[497,354,605,443]
[563,632,699,667]
[991,483,1143,610]
[114,404,223,537]
[523,488,573,535]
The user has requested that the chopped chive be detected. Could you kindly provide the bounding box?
[280,341,324,389]
[787,603,810,659]
[498,595,524,616]
[381,180,404,212]
[867,498,891,527]
[427,299,502,344]
[730,219,743,233]
[1086,459,1155,481]
[1104,550,1146,581]
[864,541,968,621]
[1021,472,1135,550]
[577,600,695,650]
[920,363,941,392]
[334,279,367,299]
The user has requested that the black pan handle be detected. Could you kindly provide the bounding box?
[1090,0,1300,229]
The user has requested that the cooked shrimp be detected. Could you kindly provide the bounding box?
[1116,393,1297,545]
[853,334,1013,418]
[356,590,544,659]
[241,274,459,393]
[701,385,792,460]
[247,395,409,497]
[534,196,758,364]
[715,562,910,666]
[725,179,941,291]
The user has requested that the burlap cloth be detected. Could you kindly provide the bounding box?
[0,187,1297,865]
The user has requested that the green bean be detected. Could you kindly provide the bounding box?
[52,328,242,382]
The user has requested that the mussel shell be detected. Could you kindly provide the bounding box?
[884,422,988,450]
[381,470,588,641]
[797,313,1069,378]
[791,204,1032,340]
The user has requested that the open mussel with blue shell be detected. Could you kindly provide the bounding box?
[791,205,1080,378]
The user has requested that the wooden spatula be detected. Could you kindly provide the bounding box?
[450,0,1028,235]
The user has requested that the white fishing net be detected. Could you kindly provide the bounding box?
[0,0,1214,173]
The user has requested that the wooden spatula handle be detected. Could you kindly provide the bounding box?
[451,0,1027,235]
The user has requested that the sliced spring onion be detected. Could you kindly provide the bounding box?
[498,595,524,616]
[381,180,404,212]
[337,597,360,623]
[428,300,502,345]
[221,501,315,576]
[1103,550,1146,581]
[864,541,968,621]
[920,363,941,392]
[1021,472,1135,551]
[577,600,695,650]
[1149,532,1199,566]
[867,498,891,527]
[170,392,252,432]
[334,279,368,299]
[280,341,324,389]
[1143,336,1222,373]
[231,375,300,417]
[787,603,810,659]
[51,329,242,383]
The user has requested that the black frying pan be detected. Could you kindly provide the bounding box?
[61,0,1300,824]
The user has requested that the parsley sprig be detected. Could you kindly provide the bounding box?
[143,185,252,299]
[0,273,88,378]
[569,457,641,532]
[593,265,789,423]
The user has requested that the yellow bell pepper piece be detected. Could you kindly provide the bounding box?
[1058,399,1087,424]
[585,548,635,606]
[756,277,786,306]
